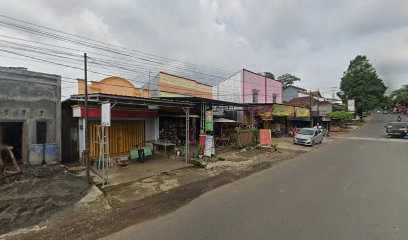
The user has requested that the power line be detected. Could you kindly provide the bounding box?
[0,23,284,98]
[0,35,235,83]
[0,34,281,88]
[3,16,286,96]
[0,15,234,75]
[0,16,235,80]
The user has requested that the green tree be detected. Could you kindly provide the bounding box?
[338,55,387,115]
[328,111,353,121]
[382,95,394,110]
[277,73,301,87]
[391,85,408,106]
[260,72,275,79]
[328,111,353,126]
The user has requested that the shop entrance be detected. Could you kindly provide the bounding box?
[0,122,24,162]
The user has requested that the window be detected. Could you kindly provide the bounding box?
[252,90,259,103]
[36,121,47,144]
[272,95,277,103]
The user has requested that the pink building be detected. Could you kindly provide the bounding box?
[213,69,283,122]
[213,69,283,104]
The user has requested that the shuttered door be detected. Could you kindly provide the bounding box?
[89,120,145,158]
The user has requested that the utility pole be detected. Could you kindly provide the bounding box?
[317,88,320,127]
[148,70,151,97]
[309,90,313,127]
[84,53,90,184]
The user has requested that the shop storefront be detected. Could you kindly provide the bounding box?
[72,106,159,159]
[158,113,198,145]
[271,104,295,135]
[287,107,311,130]
[64,93,194,163]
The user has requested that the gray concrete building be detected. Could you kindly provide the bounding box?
[283,85,307,102]
[0,67,61,164]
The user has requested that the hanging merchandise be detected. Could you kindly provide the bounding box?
[205,110,213,131]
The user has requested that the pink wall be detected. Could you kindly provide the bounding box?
[242,69,283,104]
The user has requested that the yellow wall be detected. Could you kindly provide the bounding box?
[89,120,145,158]
[78,77,149,98]
[159,72,212,99]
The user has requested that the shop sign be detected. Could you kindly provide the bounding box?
[273,105,295,116]
[295,107,310,117]
[101,102,111,126]
[205,110,213,131]
[322,116,332,122]
[259,129,271,146]
[259,111,273,121]
[319,104,332,116]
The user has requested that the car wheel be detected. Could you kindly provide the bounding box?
[311,140,315,146]
[320,138,324,144]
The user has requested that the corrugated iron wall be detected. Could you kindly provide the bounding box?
[89,120,145,158]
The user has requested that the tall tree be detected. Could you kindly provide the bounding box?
[338,55,387,115]
[391,85,408,106]
[277,73,301,87]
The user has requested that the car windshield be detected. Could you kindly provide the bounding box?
[298,129,315,135]
[387,123,407,128]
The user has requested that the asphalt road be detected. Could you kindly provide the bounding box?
[105,114,408,240]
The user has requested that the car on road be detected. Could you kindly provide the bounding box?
[385,122,408,138]
[293,128,324,146]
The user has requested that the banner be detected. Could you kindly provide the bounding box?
[259,129,272,146]
[295,107,310,117]
[205,110,213,131]
[273,105,295,116]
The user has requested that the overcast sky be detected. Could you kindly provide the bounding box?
[0,0,407,98]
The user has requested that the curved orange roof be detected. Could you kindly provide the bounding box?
[98,76,136,88]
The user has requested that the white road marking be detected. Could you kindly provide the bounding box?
[336,136,408,142]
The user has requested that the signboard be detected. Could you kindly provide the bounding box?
[272,105,295,116]
[205,111,213,131]
[101,102,111,126]
[295,107,310,117]
[259,111,273,121]
[259,129,272,146]
[322,116,332,122]
[347,99,355,113]
[204,135,213,157]
[319,104,333,116]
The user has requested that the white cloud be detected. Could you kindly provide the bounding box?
[0,0,407,99]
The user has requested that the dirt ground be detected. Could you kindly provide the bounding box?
[0,165,89,235]
[2,146,302,240]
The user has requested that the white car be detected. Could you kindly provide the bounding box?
[293,128,324,146]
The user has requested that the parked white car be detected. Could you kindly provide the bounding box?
[293,128,324,146]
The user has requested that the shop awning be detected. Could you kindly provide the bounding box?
[70,93,195,108]
[160,114,199,118]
